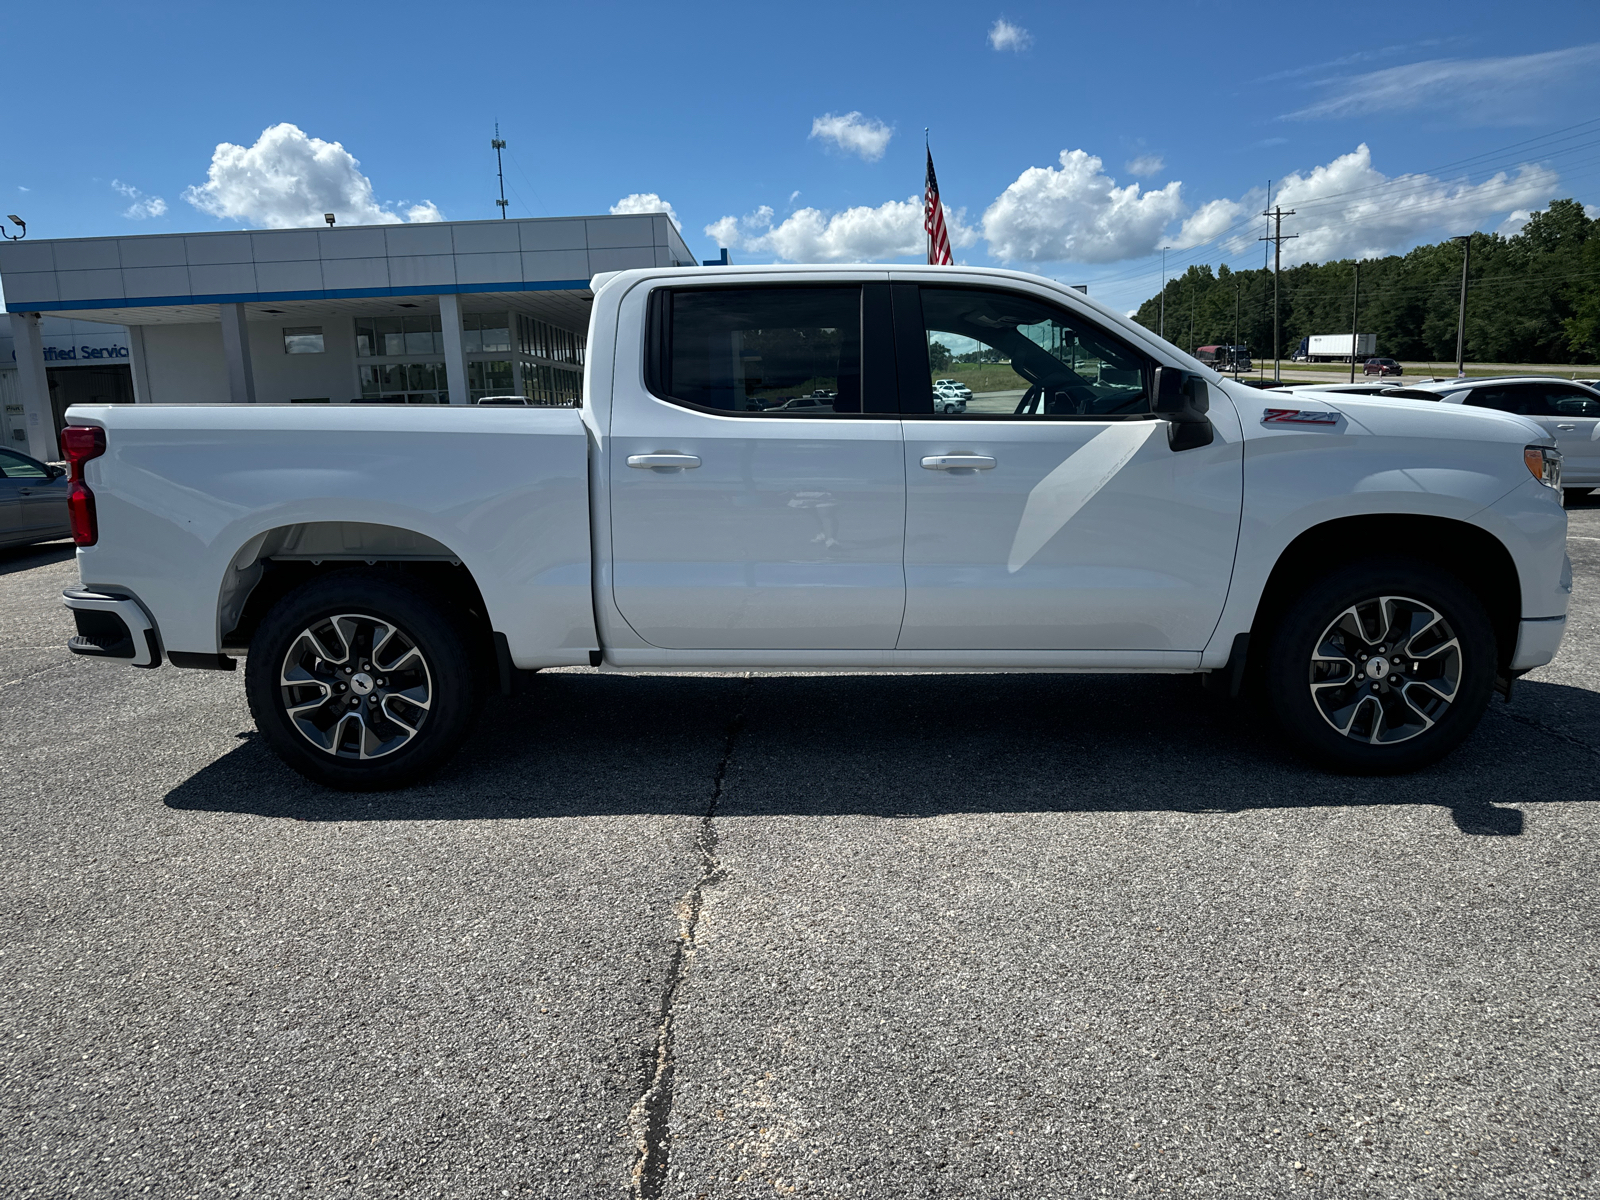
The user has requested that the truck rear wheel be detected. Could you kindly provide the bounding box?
[1262,560,1496,773]
[245,572,481,791]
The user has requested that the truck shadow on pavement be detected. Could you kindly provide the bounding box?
[163,672,1599,835]
[0,539,73,577]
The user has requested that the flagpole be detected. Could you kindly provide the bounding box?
[925,128,931,266]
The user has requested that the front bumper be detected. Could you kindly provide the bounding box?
[1510,615,1566,671]
[63,589,161,668]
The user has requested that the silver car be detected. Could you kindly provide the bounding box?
[0,446,70,548]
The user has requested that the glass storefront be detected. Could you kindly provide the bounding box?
[350,309,585,404]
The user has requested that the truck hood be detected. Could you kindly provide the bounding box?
[1216,379,1550,445]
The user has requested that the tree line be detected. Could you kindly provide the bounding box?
[1130,199,1600,365]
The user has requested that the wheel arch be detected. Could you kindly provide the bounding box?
[217,521,493,658]
[1250,515,1521,672]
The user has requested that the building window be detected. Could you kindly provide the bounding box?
[356,315,442,357]
[468,360,515,400]
[283,326,325,354]
[522,363,583,407]
[463,312,512,353]
[359,363,447,404]
[516,314,585,366]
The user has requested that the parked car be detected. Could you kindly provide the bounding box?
[1363,358,1404,377]
[1268,384,1443,401]
[931,388,968,414]
[57,264,1568,788]
[934,378,974,401]
[1402,376,1600,500]
[475,396,529,406]
[0,446,69,549]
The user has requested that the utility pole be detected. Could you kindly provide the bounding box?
[1259,205,1297,383]
[1348,261,1360,384]
[1158,247,1167,340]
[492,124,509,218]
[1452,234,1472,377]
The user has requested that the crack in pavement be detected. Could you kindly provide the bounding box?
[1499,705,1600,758]
[628,676,751,1199]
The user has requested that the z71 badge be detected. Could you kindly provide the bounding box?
[1262,408,1339,425]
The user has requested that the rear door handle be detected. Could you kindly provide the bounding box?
[1557,424,1577,431]
[627,454,701,470]
[921,455,996,470]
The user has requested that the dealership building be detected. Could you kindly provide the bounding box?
[0,213,699,460]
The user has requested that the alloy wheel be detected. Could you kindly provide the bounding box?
[1308,595,1462,745]
[278,613,433,758]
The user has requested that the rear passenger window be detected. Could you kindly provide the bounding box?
[1465,386,1549,416]
[646,287,870,416]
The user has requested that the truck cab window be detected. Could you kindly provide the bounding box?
[914,287,1151,418]
[649,287,864,415]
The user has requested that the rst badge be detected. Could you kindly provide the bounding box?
[1262,408,1339,425]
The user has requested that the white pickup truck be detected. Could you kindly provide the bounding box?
[58,265,1570,788]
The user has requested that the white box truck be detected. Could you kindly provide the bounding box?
[1294,334,1378,363]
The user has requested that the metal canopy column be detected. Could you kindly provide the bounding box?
[439,293,469,405]
[8,311,57,461]
[127,325,154,403]
[219,303,257,404]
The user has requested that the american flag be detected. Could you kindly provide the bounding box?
[924,149,953,265]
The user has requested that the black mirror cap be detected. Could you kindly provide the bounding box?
[1152,367,1210,416]
[48,464,66,478]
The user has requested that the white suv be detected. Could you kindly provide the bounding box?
[934,378,973,400]
[1404,376,1600,498]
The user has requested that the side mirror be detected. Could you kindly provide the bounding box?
[48,464,65,479]
[1151,367,1214,451]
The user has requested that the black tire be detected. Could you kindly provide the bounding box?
[245,571,483,791]
[1262,559,1496,773]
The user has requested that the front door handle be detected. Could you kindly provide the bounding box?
[921,455,996,471]
[627,454,701,470]
[1556,424,1577,431]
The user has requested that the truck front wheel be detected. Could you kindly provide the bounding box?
[1262,560,1496,773]
[245,572,481,791]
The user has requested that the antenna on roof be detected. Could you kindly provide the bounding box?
[492,124,509,218]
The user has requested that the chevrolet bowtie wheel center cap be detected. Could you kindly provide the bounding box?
[1365,657,1390,680]
[350,672,376,695]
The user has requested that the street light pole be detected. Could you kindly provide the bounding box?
[1348,261,1360,385]
[1452,234,1472,377]
[1158,247,1167,341]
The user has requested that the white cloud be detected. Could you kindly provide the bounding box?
[1197,144,1559,264]
[705,198,976,262]
[810,112,893,162]
[17,185,29,192]
[182,123,443,229]
[989,19,1032,52]
[1497,209,1532,237]
[981,149,1184,263]
[1284,43,1600,122]
[788,190,801,205]
[610,192,681,230]
[112,179,167,220]
[1125,155,1164,176]
[1173,198,1244,248]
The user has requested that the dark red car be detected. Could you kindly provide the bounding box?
[1363,357,1403,377]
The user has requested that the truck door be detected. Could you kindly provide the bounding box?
[608,281,907,649]
[890,281,1243,652]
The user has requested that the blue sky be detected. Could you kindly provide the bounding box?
[3,0,1599,312]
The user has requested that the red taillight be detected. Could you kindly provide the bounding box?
[60,425,106,547]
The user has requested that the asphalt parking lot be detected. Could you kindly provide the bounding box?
[3,510,1598,1199]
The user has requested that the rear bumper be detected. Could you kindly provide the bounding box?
[1510,615,1566,671]
[63,589,161,668]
